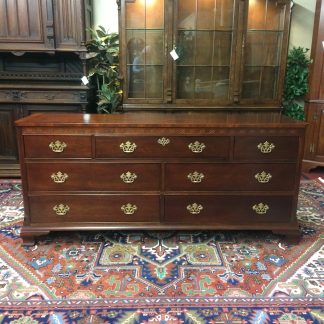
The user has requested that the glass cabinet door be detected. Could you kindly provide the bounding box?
[124,0,165,101]
[240,0,289,104]
[175,0,237,104]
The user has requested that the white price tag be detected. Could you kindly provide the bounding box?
[322,41,324,49]
[170,49,179,61]
[81,76,89,85]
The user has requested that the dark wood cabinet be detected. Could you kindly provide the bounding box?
[118,0,291,110]
[0,0,92,52]
[303,0,324,170]
[15,112,306,244]
[0,1,92,177]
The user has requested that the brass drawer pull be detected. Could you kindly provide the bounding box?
[186,203,203,214]
[120,171,137,183]
[187,171,205,183]
[188,141,206,153]
[252,203,269,215]
[51,172,69,183]
[49,140,67,153]
[157,137,170,146]
[53,204,70,216]
[121,203,138,215]
[120,141,137,153]
[254,171,272,183]
[257,141,275,154]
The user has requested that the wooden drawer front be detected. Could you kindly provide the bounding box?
[24,136,92,158]
[29,195,160,223]
[95,136,230,159]
[22,91,87,103]
[164,195,293,224]
[165,163,297,191]
[234,136,299,161]
[26,162,161,191]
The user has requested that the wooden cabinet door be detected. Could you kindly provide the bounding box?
[0,0,55,51]
[0,104,20,163]
[53,0,90,51]
[304,103,324,165]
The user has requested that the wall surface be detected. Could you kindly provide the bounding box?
[289,0,316,50]
[93,0,118,32]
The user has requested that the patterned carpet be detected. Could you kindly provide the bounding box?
[0,178,323,323]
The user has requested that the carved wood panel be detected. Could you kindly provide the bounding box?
[0,0,54,51]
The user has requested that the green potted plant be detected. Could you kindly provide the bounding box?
[282,46,311,120]
[86,26,122,113]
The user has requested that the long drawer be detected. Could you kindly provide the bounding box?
[164,195,294,224]
[165,163,297,191]
[95,136,230,159]
[26,162,161,191]
[28,194,160,223]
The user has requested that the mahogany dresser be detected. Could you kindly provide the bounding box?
[15,112,306,245]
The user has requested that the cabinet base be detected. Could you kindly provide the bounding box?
[0,163,20,178]
[20,224,301,246]
[302,159,324,172]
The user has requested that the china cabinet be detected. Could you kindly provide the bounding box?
[0,0,92,177]
[303,0,324,171]
[118,0,291,110]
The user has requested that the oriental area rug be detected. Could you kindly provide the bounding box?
[0,177,323,323]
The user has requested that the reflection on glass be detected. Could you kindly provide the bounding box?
[177,66,229,99]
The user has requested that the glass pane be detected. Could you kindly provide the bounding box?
[197,0,215,30]
[126,1,145,29]
[177,31,196,65]
[248,0,266,29]
[178,0,196,30]
[195,67,229,99]
[146,0,164,29]
[245,31,282,66]
[196,31,213,65]
[213,32,232,66]
[177,67,195,99]
[126,31,145,65]
[260,66,278,98]
[145,30,164,65]
[248,0,285,31]
[242,66,278,99]
[194,67,213,98]
[212,66,230,98]
[242,67,261,98]
[215,0,234,29]
[128,66,145,98]
[145,66,163,98]
[266,0,285,30]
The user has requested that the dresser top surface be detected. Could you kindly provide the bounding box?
[15,112,307,128]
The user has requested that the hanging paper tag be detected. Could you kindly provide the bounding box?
[322,41,324,49]
[81,76,89,85]
[170,49,179,61]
